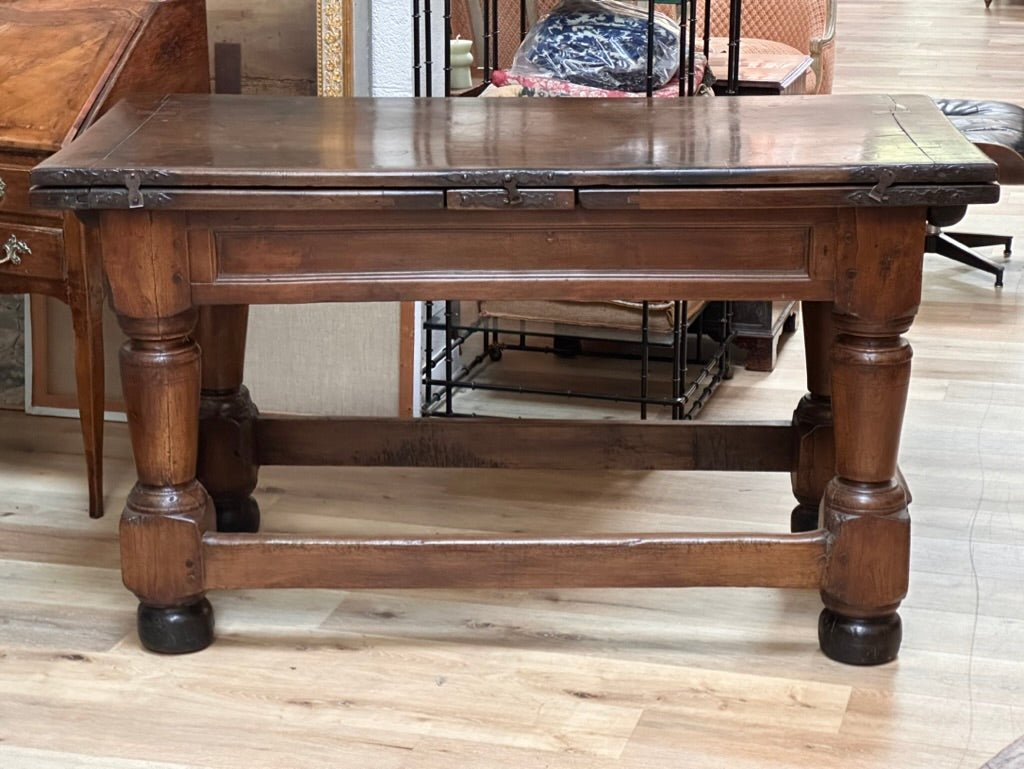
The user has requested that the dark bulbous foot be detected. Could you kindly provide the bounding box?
[138,598,215,654]
[214,496,261,533]
[790,504,820,533]
[818,608,901,665]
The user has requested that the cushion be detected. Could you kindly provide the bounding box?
[489,61,708,97]
[935,98,1024,157]
[703,36,817,94]
[478,299,706,334]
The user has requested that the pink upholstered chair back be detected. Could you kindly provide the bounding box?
[697,0,835,92]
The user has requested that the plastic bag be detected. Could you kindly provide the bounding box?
[510,0,681,93]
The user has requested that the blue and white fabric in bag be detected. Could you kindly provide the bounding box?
[511,0,681,92]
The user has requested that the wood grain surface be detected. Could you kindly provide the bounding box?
[253,417,796,471]
[31,93,997,192]
[202,531,828,590]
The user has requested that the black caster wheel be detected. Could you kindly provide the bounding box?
[552,336,582,358]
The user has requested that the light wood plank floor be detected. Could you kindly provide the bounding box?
[2,1,1023,766]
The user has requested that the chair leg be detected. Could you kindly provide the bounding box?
[927,232,1004,287]
[947,232,1012,257]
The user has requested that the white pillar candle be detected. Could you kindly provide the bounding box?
[449,38,474,90]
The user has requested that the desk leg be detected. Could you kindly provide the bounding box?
[818,208,918,665]
[104,211,215,654]
[196,305,260,533]
[67,214,106,519]
[790,302,835,533]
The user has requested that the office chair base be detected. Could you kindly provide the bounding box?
[948,231,1012,258]
[926,231,1005,287]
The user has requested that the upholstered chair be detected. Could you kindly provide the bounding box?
[696,0,836,93]
[929,99,1024,286]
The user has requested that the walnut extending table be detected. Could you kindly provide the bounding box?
[31,93,998,664]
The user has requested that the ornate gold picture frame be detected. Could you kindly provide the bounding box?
[317,0,354,96]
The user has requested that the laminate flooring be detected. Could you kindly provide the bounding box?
[1,0,1023,765]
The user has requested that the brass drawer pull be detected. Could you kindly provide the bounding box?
[1,234,31,266]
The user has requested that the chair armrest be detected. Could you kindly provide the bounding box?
[809,0,837,53]
[808,0,837,92]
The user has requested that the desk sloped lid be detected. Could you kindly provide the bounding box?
[31,93,999,194]
[0,0,150,153]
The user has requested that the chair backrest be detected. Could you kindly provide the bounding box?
[697,0,821,56]
[453,0,537,71]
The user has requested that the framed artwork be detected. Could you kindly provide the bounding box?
[317,0,354,97]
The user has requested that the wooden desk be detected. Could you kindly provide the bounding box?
[0,0,209,517]
[32,93,997,664]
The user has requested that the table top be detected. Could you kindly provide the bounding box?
[31,93,997,200]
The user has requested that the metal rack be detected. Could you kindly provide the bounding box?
[413,0,741,419]
[412,0,743,97]
[422,301,734,420]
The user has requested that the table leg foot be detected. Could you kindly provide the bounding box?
[790,303,835,534]
[214,495,261,533]
[138,597,215,654]
[818,608,901,666]
[199,386,260,533]
[197,307,260,534]
[790,504,820,533]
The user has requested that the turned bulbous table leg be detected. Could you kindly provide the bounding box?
[196,305,261,533]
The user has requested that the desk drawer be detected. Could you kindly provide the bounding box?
[0,160,58,220]
[0,221,65,284]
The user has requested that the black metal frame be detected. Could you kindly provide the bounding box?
[413,0,743,419]
[413,0,744,97]
[422,301,734,420]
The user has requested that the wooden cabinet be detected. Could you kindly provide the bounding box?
[732,300,799,372]
[0,0,209,517]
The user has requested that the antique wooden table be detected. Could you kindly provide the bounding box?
[31,93,997,664]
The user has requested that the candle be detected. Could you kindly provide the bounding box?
[449,38,474,90]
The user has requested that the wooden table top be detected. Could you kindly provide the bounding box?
[31,93,997,198]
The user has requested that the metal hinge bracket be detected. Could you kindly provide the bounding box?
[502,174,523,207]
[867,169,897,203]
[125,171,144,209]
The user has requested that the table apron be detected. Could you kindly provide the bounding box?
[184,207,847,304]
